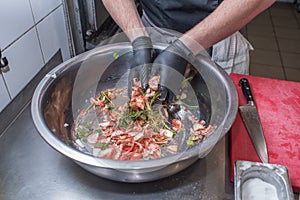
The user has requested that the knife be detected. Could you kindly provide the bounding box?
[239,78,269,163]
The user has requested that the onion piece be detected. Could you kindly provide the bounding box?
[87,133,99,144]
[160,129,174,138]
[166,145,178,154]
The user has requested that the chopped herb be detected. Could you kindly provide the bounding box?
[85,102,95,113]
[181,77,193,89]
[149,92,160,106]
[178,100,199,110]
[113,52,119,59]
[100,91,115,106]
[85,121,93,129]
[65,139,72,145]
[117,105,133,128]
[82,138,87,143]
[77,127,87,138]
[186,135,200,146]
[76,126,93,139]
[186,139,195,146]
[130,108,146,120]
[108,105,115,110]
[95,142,109,150]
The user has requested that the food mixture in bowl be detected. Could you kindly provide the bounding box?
[71,75,213,161]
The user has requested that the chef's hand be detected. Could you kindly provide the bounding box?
[153,39,192,104]
[128,36,155,96]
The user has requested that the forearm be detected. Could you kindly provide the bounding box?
[181,0,275,54]
[102,0,147,41]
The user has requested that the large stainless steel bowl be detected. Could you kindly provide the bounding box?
[31,42,238,182]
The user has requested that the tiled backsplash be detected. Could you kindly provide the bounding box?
[0,0,71,113]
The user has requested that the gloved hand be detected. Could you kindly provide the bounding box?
[128,36,155,96]
[153,39,192,104]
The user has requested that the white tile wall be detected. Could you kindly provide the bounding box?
[0,0,34,49]
[0,0,71,112]
[2,28,44,98]
[0,75,10,111]
[29,0,62,22]
[37,5,71,63]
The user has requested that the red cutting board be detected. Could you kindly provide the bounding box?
[229,73,300,192]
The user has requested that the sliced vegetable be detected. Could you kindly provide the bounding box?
[73,75,211,160]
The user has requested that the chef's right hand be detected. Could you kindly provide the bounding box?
[128,36,155,96]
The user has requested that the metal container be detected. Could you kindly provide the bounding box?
[31,42,238,182]
[234,160,294,200]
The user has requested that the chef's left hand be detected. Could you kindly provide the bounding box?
[152,39,192,104]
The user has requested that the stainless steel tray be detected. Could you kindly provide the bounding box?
[234,160,294,200]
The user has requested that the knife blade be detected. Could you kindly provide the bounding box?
[239,78,268,163]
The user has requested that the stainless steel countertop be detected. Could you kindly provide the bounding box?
[0,103,234,200]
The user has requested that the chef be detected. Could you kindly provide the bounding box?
[102,0,275,103]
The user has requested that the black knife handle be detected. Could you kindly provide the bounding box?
[140,63,149,90]
[239,78,254,103]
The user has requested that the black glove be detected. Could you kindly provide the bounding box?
[153,39,192,104]
[129,36,155,96]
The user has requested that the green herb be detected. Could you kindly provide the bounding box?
[181,77,193,89]
[76,127,92,139]
[186,139,195,146]
[117,105,133,128]
[162,121,176,136]
[140,113,147,121]
[100,91,115,106]
[113,52,119,59]
[85,121,93,130]
[178,100,199,110]
[85,102,95,113]
[108,105,115,110]
[186,135,199,146]
[95,142,109,150]
[118,116,132,128]
[82,138,87,143]
[149,92,160,106]
[76,124,94,139]
[65,139,72,145]
[130,108,147,120]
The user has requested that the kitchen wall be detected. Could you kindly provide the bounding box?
[0,0,72,112]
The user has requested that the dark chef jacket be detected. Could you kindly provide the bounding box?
[140,0,222,33]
